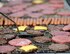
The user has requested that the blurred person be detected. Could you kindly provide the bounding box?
[64,0,70,10]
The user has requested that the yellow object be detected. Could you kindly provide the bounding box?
[34,26,47,30]
[20,45,38,52]
[14,26,28,31]
[33,0,45,4]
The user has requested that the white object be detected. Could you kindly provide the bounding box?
[0,2,4,8]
